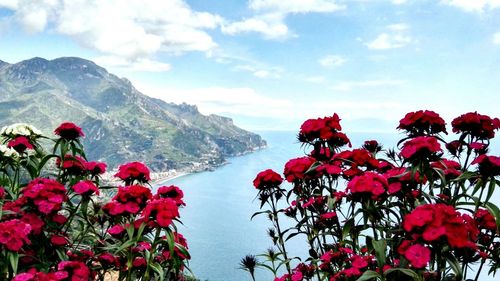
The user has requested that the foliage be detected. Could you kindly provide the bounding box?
[0,122,191,280]
[244,110,500,281]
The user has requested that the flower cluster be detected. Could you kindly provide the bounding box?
[246,111,500,281]
[403,204,478,249]
[451,112,500,139]
[0,122,191,280]
[397,110,447,135]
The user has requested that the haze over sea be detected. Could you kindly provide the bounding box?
[156,130,500,281]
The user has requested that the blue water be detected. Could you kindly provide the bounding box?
[156,131,499,281]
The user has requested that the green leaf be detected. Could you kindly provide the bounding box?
[356,270,380,281]
[342,218,354,240]
[8,252,19,275]
[485,179,496,203]
[371,239,387,268]
[484,201,500,232]
[251,210,271,220]
[445,252,463,281]
[149,262,165,281]
[383,268,420,280]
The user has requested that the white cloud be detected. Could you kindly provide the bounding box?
[387,23,409,31]
[223,0,343,39]
[366,33,412,49]
[134,84,293,119]
[234,64,282,79]
[318,55,346,67]
[94,56,171,72]
[366,24,412,50]
[221,14,289,39]
[249,0,345,14]
[0,0,18,9]
[3,0,222,60]
[331,79,406,91]
[442,0,500,12]
[392,0,407,4]
[493,32,500,44]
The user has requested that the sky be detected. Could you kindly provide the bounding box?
[0,0,499,132]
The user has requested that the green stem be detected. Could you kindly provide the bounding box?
[269,196,292,276]
[144,227,161,280]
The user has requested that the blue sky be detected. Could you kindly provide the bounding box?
[0,0,499,132]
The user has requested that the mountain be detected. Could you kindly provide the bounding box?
[0,57,266,171]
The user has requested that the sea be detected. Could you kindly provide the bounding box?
[155,131,500,281]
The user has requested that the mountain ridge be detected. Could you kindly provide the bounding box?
[0,56,266,171]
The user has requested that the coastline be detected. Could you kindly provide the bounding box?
[100,144,268,187]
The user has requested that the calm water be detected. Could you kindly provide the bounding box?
[156,131,500,281]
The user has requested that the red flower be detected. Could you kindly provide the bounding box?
[475,209,497,231]
[284,157,316,182]
[56,261,91,280]
[156,185,185,205]
[446,140,463,156]
[346,171,388,200]
[335,149,380,170]
[103,185,152,216]
[107,224,125,237]
[398,110,447,135]
[451,112,500,139]
[400,136,442,160]
[72,180,99,196]
[253,169,283,189]
[114,162,151,182]
[299,114,342,141]
[54,122,84,140]
[404,244,431,269]
[22,178,67,214]
[7,136,34,153]
[98,252,119,268]
[0,219,31,251]
[363,140,382,153]
[431,159,462,179]
[50,235,68,246]
[132,257,147,268]
[56,155,87,175]
[471,154,500,177]
[20,213,45,235]
[85,161,107,175]
[142,198,179,227]
[403,204,478,249]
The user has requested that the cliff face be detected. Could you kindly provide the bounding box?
[0,57,266,171]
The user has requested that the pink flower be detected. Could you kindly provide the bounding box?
[346,171,388,200]
[21,178,67,214]
[0,219,31,251]
[142,198,179,227]
[404,244,431,269]
[85,161,107,175]
[72,180,99,196]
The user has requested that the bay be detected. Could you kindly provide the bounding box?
[156,131,500,281]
